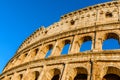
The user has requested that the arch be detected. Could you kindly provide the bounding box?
[38,44,54,58]
[74,67,88,80]
[61,40,71,55]
[103,74,120,80]
[21,53,28,63]
[80,36,92,52]
[67,67,88,80]
[27,48,39,61]
[103,33,119,40]
[45,44,53,58]
[51,68,61,80]
[45,68,61,80]
[102,33,120,50]
[20,52,30,63]
[102,66,120,80]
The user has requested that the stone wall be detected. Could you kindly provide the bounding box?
[1,0,120,80]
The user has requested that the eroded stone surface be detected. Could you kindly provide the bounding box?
[1,0,120,80]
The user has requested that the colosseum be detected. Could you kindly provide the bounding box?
[1,0,120,80]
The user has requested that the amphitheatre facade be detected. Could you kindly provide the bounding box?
[1,0,120,80]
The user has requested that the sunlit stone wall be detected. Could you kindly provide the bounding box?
[1,0,120,80]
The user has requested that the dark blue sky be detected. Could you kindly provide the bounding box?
[0,0,111,73]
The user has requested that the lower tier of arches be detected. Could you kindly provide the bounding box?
[1,52,120,80]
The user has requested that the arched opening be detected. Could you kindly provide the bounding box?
[14,52,28,65]
[35,71,40,80]
[51,69,61,80]
[52,74,59,80]
[103,74,120,80]
[74,67,88,80]
[45,44,53,58]
[102,66,120,80]
[61,40,71,55]
[80,36,92,52]
[29,48,39,61]
[102,33,120,50]
[74,74,87,80]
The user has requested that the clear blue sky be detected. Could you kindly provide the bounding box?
[0,0,112,73]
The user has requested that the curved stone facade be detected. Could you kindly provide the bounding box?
[1,0,120,80]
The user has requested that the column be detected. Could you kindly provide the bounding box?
[23,50,31,63]
[60,63,68,80]
[92,32,103,52]
[22,69,30,80]
[39,45,49,58]
[70,35,80,54]
[39,65,47,80]
[34,46,42,60]
[92,61,101,80]
[50,40,63,56]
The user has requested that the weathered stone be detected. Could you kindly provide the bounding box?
[1,0,120,80]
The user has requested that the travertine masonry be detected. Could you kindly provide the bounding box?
[1,0,120,80]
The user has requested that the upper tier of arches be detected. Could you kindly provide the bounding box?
[4,30,120,72]
[17,0,120,53]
